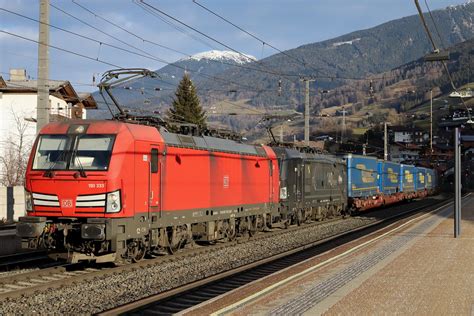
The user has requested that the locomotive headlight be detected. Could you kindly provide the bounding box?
[25,190,33,212]
[280,187,288,199]
[106,190,121,213]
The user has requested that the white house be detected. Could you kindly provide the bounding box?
[0,69,97,184]
[389,143,421,163]
[391,126,429,145]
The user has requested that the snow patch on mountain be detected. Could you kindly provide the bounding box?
[332,38,361,47]
[186,50,257,64]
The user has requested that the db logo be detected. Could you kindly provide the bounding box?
[62,199,73,208]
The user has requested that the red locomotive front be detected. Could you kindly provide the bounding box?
[17,120,279,262]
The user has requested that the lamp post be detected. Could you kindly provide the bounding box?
[430,89,433,153]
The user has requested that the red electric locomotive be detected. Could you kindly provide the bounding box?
[17,120,279,262]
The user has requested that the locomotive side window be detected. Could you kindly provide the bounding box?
[151,149,158,173]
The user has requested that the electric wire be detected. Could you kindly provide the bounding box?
[0,29,122,68]
[47,4,276,93]
[192,0,320,73]
[414,0,472,121]
[72,1,309,79]
[423,0,446,50]
[136,0,297,83]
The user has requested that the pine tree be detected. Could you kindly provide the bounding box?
[167,73,206,128]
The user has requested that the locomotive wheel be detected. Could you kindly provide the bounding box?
[249,216,258,237]
[167,226,186,254]
[296,209,303,226]
[126,240,146,263]
[225,226,236,241]
[132,242,146,263]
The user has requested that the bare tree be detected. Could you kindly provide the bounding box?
[0,109,33,186]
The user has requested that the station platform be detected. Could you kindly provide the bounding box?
[186,194,474,316]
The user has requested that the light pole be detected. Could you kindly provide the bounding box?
[430,89,433,153]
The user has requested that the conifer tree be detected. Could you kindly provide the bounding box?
[167,73,206,128]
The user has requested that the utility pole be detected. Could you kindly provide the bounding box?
[279,125,283,143]
[384,122,388,161]
[301,78,315,145]
[341,106,347,143]
[430,89,433,153]
[454,127,461,237]
[36,0,50,134]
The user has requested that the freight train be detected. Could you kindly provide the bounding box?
[16,120,437,263]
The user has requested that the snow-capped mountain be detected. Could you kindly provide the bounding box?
[89,50,256,119]
[184,50,256,64]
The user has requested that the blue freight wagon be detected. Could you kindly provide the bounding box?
[415,167,427,192]
[345,154,379,198]
[378,160,401,195]
[400,164,416,193]
[425,168,437,191]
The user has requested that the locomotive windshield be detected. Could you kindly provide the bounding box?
[32,134,115,171]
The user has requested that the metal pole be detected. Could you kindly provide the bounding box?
[301,78,315,146]
[430,89,433,152]
[304,79,310,145]
[36,0,50,134]
[384,122,388,161]
[454,127,461,237]
[342,107,346,143]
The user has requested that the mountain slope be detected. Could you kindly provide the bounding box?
[89,2,474,121]
[202,2,474,107]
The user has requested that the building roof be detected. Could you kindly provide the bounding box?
[390,125,424,133]
[391,142,422,150]
[0,77,97,109]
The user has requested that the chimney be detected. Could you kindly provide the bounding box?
[9,69,27,81]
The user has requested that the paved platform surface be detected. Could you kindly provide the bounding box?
[202,194,474,316]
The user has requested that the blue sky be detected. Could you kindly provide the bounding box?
[0,0,469,92]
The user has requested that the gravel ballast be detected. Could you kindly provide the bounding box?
[0,198,442,314]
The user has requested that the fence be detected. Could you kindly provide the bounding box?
[0,186,25,222]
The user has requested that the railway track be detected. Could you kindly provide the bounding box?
[0,224,16,231]
[0,197,450,314]
[99,197,453,315]
[0,250,50,272]
[0,264,102,300]
[0,217,344,302]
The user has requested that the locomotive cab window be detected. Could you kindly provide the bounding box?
[70,135,115,170]
[32,135,70,170]
[32,134,115,171]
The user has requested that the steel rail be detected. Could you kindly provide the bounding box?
[98,197,453,315]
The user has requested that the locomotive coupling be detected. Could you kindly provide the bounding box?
[81,223,106,240]
[16,216,47,238]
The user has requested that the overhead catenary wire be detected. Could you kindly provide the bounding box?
[192,0,317,72]
[132,0,220,50]
[44,4,279,93]
[0,71,96,88]
[71,1,308,80]
[423,0,446,50]
[136,0,297,84]
[414,0,472,120]
[0,30,122,68]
